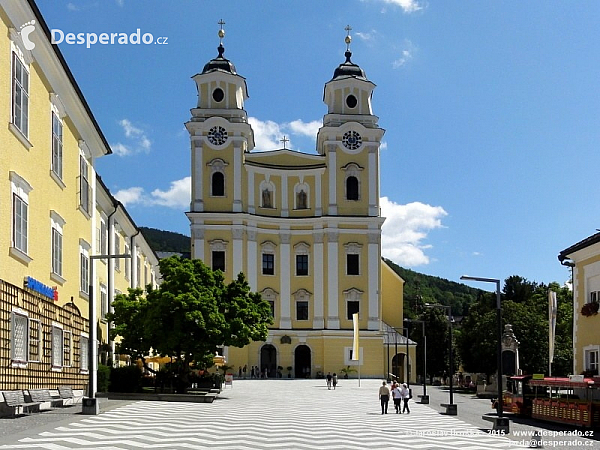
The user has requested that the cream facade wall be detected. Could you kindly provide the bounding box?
[0,0,160,388]
[560,241,600,376]
[187,38,412,380]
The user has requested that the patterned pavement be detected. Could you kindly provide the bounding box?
[0,379,526,449]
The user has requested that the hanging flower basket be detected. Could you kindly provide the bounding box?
[581,302,599,317]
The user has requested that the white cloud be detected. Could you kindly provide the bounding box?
[288,120,322,138]
[150,177,191,209]
[111,118,152,156]
[66,3,80,11]
[114,186,144,206]
[116,0,125,6]
[355,31,377,42]
[249,117,324,152]
[114,177,191,209]
[380,196,447,267]
[382,0,423,13]
[392,41,417,68]
[380,141,388,151]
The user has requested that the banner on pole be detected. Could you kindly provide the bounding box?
[549,290,557,364]
[352,312,359,360]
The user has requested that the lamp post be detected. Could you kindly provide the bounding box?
[425,303,454,412]
[461,275,503,418]
[88,253,131,402]
[405,318,428,404]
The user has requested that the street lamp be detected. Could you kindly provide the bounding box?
[405,318,428,404]
[425,303,454,413]
[461,275,503,418]
[88,253,131,403]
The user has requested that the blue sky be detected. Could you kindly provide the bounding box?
[32,0,600,288]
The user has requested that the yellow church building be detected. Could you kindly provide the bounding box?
[186,27,412,381]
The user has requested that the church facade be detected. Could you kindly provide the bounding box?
[186,29,410,380]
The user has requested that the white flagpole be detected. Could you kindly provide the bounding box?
[352,313,360,387]
[548,290,557,377]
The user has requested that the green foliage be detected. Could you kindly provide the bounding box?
[139,227,190,253]
[109,365,143,393]
[455,277,573,377]
[107,256,273,393]
[384,259,480,316]
[97,364,111,393]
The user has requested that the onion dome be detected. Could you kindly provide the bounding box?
[332,26,366,80]
[202,20,236,74]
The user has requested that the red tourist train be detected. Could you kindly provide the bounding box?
[503,374,600,427]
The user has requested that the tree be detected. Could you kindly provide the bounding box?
[108,256,273,393]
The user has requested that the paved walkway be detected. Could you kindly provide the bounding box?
[0,379,530,449]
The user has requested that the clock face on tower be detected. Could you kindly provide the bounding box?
[207,126,228,146]
[342,130,362,150]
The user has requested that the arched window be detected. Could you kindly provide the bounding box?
[212,172,225,196]
[346,176,359,201]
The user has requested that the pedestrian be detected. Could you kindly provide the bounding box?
[392,382,402,413]
[326,372,332,389]
[243,365,247,379]
[378,381,390,414]
[400,383,410,414]
[251,366,255,379]
[238,366,242,378]
[332,373,338,390]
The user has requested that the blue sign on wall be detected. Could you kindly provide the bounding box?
[24,276,58,301]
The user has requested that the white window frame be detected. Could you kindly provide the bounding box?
[124,242,131,280]
[80,239,91,296]
[80,334,89,372]
[51,324,64,370]
[342,163,363,201]
[100,283,108,320]
[11,309,29,368]
[261,288,278,318]
[63,330,72,368]
[29,318,42,362]
[11,50,29,137]
[209,239,228,272]
[294,242,310,276]
[344,346,363,366]
[207,158,228,197]
[10,171,32,261]
[344,288,363,321]
[261,241,277,276]
[293,289,311,321]
[584,345,600,375]
[51,111,63,180]
[294,182,310,210]
[344,242,362,276]
[114,231,121,271]
[51,211,65,280]
[259,179,276,209]
[79,153,91,215]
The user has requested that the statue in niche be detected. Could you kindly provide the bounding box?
[262,188,272,208]
[297,189,307,209]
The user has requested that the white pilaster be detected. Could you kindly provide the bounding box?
[368,233,380,330]
[328,147,337,215]
[368,146,378,216]
[192,139,203,212]
[280,232,292,328]
[130,236,138,289]
[281,174,289,217]
[327,229,340,329]
[232,226,243,276]
[313,230,324,329]
[233,145,242,212]
[192,227,205,261]
[247,227,257,290]
[248,170,255,214]
[315,173,322,216]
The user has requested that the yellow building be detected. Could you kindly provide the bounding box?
[0,0,159,393]
[187,30,413,380]
[559,233,600,376]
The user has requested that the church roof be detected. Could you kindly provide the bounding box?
[331,50,367,81]
[202,44,237,75]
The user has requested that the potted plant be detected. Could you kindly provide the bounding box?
[287,366,293,378]
[340,365,358,379]
[581,302,599,317]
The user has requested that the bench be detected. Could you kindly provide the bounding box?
[441,403,457,415]
[482,414,510,433]
[58,386,82,406]
[2,390,40,417]
[28,389,64,409]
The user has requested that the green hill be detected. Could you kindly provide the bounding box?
[139,227,190,253]
[384,259,480,316]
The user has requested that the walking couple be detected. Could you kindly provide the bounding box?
[379,381,410,414]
